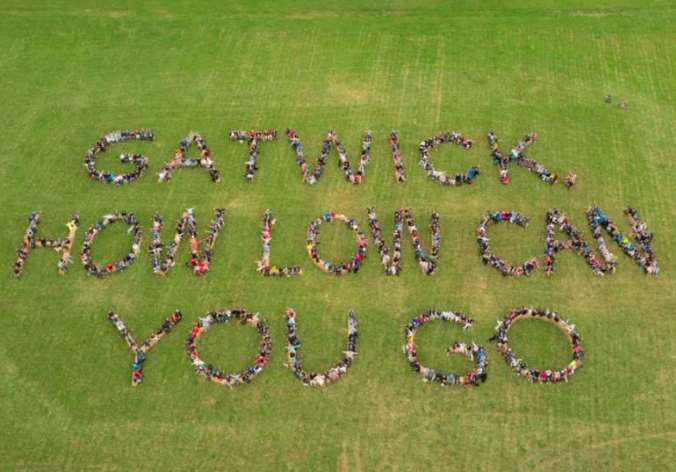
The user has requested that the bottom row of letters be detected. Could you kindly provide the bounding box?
[107,306,584,388]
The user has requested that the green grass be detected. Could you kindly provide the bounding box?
[1,1,675,470]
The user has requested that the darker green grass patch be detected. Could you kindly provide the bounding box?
[506,317,575,370]
[87,218,139,263]
[196,319,264,373]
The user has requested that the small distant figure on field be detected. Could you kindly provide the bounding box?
[499,168,510,185]
[619,101,627,110]
[605,94,612,104]
[565,172,577,189]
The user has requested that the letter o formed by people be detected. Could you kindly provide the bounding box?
[491,307,584,383]
[403,310,488,386]
[186,309,272,387]
[306,211,368,275]
[80,212,142,277]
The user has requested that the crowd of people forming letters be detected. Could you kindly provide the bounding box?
[489,307,584,383]
[104,304,590,388]
[14,212,80,277]
[81,128,583,188]
[403,310,488,386]
[389,131,407,182]
[367,208,441,275]
[158,132,221,183]
[487,131,561,185]
[285,308,358,387]
[471,206,659,278]
[80,212,142,277]
[257,209,302,277]
[229,129,277,181]
[107,310,183,386]
[14,205,659,279]
[84,130,153,185]
[29,125,660,391]
[186,309,272,387]
[544,207,659,276]
[286,129,372,185]
[23,127,665,280]
[149,208,226,276]
[418,132,480,186]
[477,211,539,277]
[306,211,368,275]
[587,207,659,275]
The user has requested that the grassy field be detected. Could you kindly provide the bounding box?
[1,1,675,470]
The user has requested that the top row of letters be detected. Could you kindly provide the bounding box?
[84,129,575,188]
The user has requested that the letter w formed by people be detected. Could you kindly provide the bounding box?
[286,129,372,185]
[149,208,226,276]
